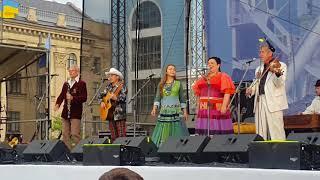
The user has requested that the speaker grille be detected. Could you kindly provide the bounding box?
[23,140,69,162]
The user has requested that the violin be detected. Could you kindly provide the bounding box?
[269,58,283,76]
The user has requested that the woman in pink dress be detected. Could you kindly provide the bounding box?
[192,56,235,135]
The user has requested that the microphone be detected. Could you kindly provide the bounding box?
[42,73,59,77]
[196,67,208,72]
[245,58,257,64]
[148,73,156,78]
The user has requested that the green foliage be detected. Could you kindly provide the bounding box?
[51,115,62,131]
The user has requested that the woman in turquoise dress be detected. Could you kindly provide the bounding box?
[151,64,189,147]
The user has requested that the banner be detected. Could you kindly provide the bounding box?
[204,0,320,115]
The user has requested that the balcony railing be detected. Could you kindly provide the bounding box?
[16,5,82,28]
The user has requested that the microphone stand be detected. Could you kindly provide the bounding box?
[206,78,211,137]
[196,69,211,137]
[81,78,106,139]
[228,61,253,135]
[32,75,55,141]
[128,76,153,137]
[31,92,46,141]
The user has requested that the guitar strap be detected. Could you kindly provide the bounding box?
[112,82,124,97]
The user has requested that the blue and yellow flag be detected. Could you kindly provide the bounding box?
[0,0,19,19]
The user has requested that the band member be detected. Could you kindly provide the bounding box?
[54,65,87,149]
[192,57,235,135]
[99,68,127,141]
[301,80,320,114]
[246,41,288,140]
[151,64,189,147]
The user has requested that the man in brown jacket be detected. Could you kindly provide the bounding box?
[54,65,87,149]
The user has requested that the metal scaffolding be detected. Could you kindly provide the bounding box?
[188,0,206,114]
[111,0,127,81]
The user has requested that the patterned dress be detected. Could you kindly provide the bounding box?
[192,72,235,135]
[151,80,189,147]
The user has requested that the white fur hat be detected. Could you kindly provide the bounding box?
[105,68,124,80]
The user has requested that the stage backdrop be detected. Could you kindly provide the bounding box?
[204,0,320,115]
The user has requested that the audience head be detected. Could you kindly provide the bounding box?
[99,168,143,180]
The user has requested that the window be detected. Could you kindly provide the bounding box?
[92,116,102,135]
[132,1,161,30]
[38,76,46,96]
[67,53,77,69]
[7,111,20,132]
[132,36,161,70]
[129,1,161,114]
[93,57,101,74]
[8,74,22,94]
[133,78,160,113]
[92,82,100,101]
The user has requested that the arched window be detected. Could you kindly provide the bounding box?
[131,1,161,30]
[67,53,77,69]
[130,1,162,113]
[131,1,161,70]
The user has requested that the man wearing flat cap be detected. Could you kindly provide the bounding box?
[99,68,127,141]
[246,42,288,140]
[302,80,320,115]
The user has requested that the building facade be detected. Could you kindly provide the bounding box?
[0,0,111,142]
[126,0,187,127]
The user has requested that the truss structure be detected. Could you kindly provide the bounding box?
[111,0,127,80]
[188,0,206,114]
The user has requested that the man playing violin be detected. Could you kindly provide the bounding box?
[246,42,288,140]
[99,68,127,141]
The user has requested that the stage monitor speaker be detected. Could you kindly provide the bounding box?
[23,140,70,162]
[14,144,28,162]
[0,143,28,163]
[203,134,263,163]
[249,141,320,170]
[83,144,145,166]
[71,137,110,161]
[287,132,320,145]
[157,136,210,163]
[113,136,158,157]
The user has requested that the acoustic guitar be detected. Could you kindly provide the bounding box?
[100,82,123,121]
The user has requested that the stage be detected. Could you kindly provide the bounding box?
[1,164,320,180]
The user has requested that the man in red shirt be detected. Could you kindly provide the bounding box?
[54,65,87,149]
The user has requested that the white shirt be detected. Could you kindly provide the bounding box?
[302,96,320,114]
[68,76,79,88]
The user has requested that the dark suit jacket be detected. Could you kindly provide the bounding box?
[56,80,87,120]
